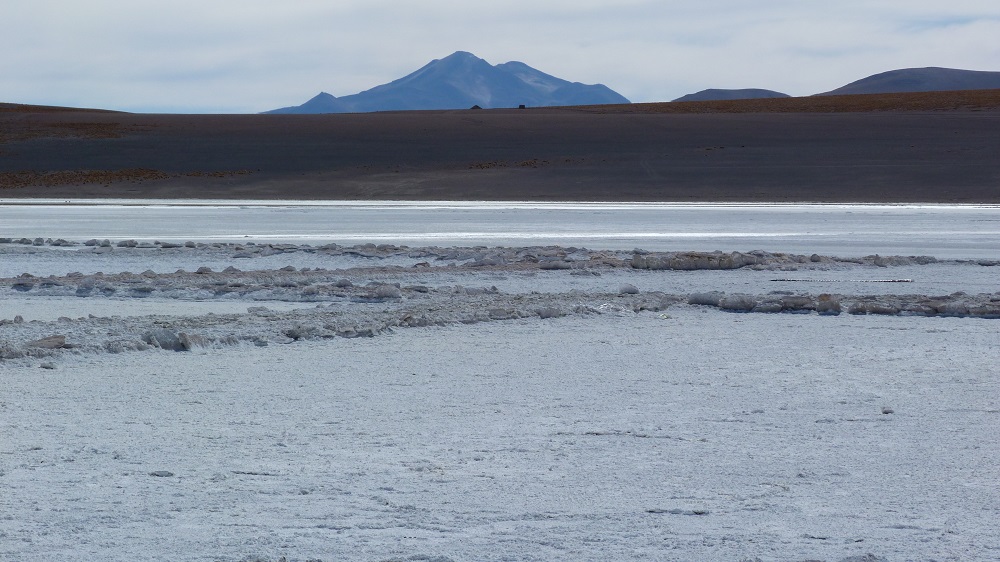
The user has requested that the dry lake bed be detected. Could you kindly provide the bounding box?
[2,232,998,561]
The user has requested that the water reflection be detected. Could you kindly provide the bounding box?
[1,200,998,259]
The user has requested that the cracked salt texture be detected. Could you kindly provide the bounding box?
[1,239,998,561]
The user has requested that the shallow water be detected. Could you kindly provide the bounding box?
[2,199,1000,258]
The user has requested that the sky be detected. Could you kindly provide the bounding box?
[3,0,999,113]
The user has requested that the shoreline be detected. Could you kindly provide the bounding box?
[3,198,1000,208]
[4,204,999,258]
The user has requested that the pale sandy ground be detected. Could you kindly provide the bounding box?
[2,241,999,561]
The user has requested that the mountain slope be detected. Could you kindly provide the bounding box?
[819,67,1000,96]
[283,92,349,113]
[266,51,629,114]
[673,88,790,102]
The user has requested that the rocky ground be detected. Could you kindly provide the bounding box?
[4,92,1000,202]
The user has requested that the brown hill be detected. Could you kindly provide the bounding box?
[2,90,999,203]
[0,102,121,114]
[574,88,1000,113]
[818,67,1000,96]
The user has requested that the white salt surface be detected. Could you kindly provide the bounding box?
[0,244,425,279]
[2,236,999,561]
[2,312,998,561]
[0,295,312,322]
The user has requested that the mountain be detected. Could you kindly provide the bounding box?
[283,92,350,113]
[265,51,629,114]
[672,88,790,102]
[819,67,1000,96]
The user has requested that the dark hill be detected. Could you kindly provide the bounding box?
[819,67,1000,96]
[4,90,1000,203]
[673,89,790,102]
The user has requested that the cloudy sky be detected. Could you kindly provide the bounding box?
[4,0,999,113]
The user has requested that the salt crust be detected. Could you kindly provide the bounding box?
[1,239,998,560]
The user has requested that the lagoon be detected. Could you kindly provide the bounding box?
[2,200,999,259]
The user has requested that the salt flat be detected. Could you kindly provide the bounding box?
[3,313,999,561]
[2,239,999,561]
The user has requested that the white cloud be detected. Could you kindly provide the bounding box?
[2,0,998,111]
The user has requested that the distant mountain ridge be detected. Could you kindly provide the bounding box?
[672,67,1000,103]
[817,67,1000,96]
[268,59,1000,114]
[673,89,790,102]
[265,51,629,114]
